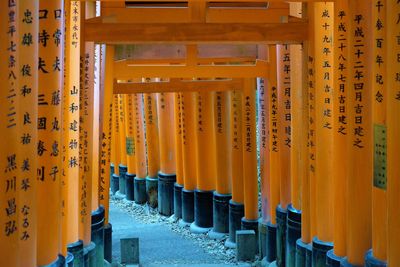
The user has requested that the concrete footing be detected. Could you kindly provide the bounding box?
[236,230,256,262]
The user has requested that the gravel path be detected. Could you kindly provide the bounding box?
[110,198,259,267]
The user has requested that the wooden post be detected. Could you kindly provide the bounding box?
[79,2,98,248]
[124,94,136,201]
[157,92,176,175]
[63,1,83,259]
[35,0,65,265]
[157,92,176,216]
[386,1,400,265]
[0,1,20,265]
[241,78,259,237]
[287,4,305,265]
[329,0,349,264]
[118,94,128,196]
[369,0,388,265]
[345,0,373,265]
[173,92,184,218]
[144,93,160,178]
[144,93,160,207]
[99,45,114,225]
[192,91,216,230]
[17,1,39,265]
[312,2,335,265]
[91,41,101,212]
[133,94,147,204]
[277,44,292,211]
[181,92,198,224]
[211,90,232,236]
[174,92,184,187]
[267,45,280,227]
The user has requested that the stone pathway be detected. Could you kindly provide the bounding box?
[109,202,252,267]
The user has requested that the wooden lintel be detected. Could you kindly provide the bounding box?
[113,60,269,79]
[92,7,289,24]
[116,57,256,65]
[114,78,244,94]
[114,44,258,61]
[85,22,308,44]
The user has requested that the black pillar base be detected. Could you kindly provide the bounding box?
[312,237,333,267]
[210,192,231,236]
[296,239,309,267]
[226,200,244,247]
[104,223,112,264]
[67,240,84,267]
[174,183,183,219]
[134,177,147,204]
[158,172,176,216]
[125,173,135,201]
[266,221,277,263]
[193,189,214,229]
[110,163,115,175]
[181,189,194,225]
[241,217,259,254]
[276,205,287,267]
[84,241,96,267]
[146,177,158,208]
[327,249,344,267]
[65,253,73,267]
[365,249,387,267]
[306,243,313,267]
[91,206,105,267]
[111,174,119,195]
[119,165,128,195]
[286,204,302,267]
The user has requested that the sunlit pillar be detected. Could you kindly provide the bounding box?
[98,46,114,263]
[157,92,176,216]
[386,1,400,266]
[35,0,65,265]
[276,44,292,267]
[367,0,388,266]
[62,2,84,264]
[17,1,38,266]
[312,3,335,266]
[144,93,160,208]
[210,91,232,238]
[181,92,198,225]
[0,1,20,266]
[344,0,373,265]
[80,2,98,264]
[325,1,350,266]
[288,15,305,267]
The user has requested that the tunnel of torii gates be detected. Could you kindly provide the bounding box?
[0,0,400,267]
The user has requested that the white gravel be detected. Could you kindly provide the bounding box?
[110,196,261,266]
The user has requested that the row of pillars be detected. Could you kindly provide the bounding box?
[0,1,110,266]
[0,1,400,267]
[107,1,400,267]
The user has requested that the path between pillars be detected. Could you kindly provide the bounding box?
[109,202,252,267]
